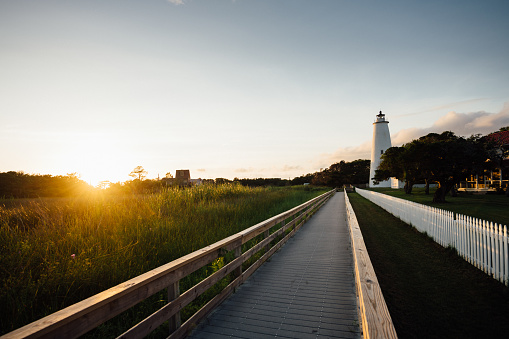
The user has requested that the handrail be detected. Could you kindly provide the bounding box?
[2,189,335,339]
[344,189,398,339]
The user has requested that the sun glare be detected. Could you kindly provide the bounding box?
[60,134,131,187]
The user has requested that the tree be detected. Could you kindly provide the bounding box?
[374,131,493,202]
[290,173,314,185]
[375,137,437,194]
[129,166,147,181]
[425,133,493,202]
[310,159,370,187]
[215,178,231,185]
[484,128,509,196]
[0,171,91,197]
[343,159,371,184]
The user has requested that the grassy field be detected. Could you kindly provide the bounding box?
[348,192,509,338]
[0,184,327,336]
[368,187,509,226]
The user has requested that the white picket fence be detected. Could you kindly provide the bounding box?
[356,188,509,285]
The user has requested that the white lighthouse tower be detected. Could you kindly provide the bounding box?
[369,111,392,187]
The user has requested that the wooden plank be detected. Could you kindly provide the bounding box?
[238,190,333,244]
[242,218,300,281]
[169,276,244,339]
[345,191,398,339]
[118,254,245,339]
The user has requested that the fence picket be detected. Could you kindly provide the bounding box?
[481,219,485,270]
[503,225,509,285]
[495,224,501,281]
[356,189,508,286]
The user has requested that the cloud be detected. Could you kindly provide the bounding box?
[234,167,253,173]
[316,140,372,169]
[281,165,302,172]
[392,105,509,145]
[232,165,306,179]
[167,0,185,5]
[319,103,509,167]
[196,168,206,172]
[392,98,489,118]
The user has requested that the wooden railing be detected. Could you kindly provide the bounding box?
[2,190,334,339]
[344,190,398,339]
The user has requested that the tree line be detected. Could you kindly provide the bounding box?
[0,172,90,198]
[374,127,509,202]
[0,159,370,199]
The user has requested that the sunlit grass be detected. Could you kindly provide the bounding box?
[0,184,327,335]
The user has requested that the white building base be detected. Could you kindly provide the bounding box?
[391,178,404,189]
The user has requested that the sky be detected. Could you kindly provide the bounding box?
[1,0,509,186]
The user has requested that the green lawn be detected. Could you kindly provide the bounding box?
[348,192,509,338]
[367,187,509,226]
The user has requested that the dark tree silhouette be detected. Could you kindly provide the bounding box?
[129,166,147,181]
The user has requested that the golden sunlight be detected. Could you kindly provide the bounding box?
[59,134,132,187]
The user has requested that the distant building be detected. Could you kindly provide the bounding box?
[175,170,191,186]
[161,170,202,187]
[190,178,203,185]
[458,130,509,192]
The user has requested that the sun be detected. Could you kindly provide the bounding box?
[59,132,132,187]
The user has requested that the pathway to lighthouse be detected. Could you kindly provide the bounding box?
[188,193,360,339]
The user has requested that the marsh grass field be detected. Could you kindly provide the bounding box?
[0,184,327,337]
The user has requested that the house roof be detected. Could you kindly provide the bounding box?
[486,130,509,146]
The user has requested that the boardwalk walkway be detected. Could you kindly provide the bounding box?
[189,193,360,339]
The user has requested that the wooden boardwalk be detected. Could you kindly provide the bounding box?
[188,193,360,339]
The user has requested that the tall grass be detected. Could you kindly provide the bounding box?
[0,184,326,335]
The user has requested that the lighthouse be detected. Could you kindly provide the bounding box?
[369,111,392,187]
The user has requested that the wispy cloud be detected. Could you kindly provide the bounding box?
[234,167,253,173]
[316,141,372,169]
[392,98,489,118]
[232,165,305,178]
[281,165,302,172]
[167,0,185,5]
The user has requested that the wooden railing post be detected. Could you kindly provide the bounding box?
[264,229,271,252]
[234,246,242,278]
[168,281,181,333]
